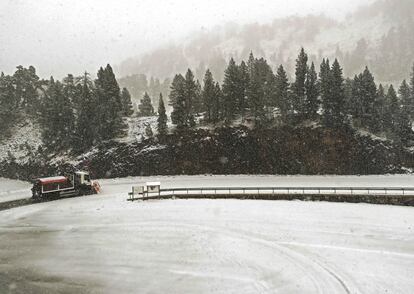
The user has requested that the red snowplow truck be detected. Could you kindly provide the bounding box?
[32,171,100,199]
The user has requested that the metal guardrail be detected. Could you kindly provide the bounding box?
[159,186,414,196]
[126,186,414,200]
[127,186,414,206]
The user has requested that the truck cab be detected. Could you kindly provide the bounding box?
[74,171,91,186]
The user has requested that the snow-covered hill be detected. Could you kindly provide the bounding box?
[0,118,42,164]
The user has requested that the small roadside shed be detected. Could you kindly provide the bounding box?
[128,182,161,201]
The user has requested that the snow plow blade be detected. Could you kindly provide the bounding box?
[92,181,101,194]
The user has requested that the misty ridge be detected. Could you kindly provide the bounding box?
[118,0,414,101]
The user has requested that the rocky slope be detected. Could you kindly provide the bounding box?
[2,125,412,181]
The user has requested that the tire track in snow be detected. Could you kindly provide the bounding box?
[140,221,357,294]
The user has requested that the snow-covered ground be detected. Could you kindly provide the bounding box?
[0,178,32,203]
[0,175,413,293]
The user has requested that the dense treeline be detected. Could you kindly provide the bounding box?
[1,48,414,161]
[0,64,133,152]
[169,48,414,144]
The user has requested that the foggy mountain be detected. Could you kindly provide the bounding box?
[118,0,414,86]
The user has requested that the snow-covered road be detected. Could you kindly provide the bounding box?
[0,178,31,203]
[0,176,413,293]
[3,174,414,204]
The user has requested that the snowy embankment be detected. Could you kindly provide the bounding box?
[0,178,31,203]
[0,175,413,293]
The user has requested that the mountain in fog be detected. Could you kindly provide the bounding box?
[117,0,414,85]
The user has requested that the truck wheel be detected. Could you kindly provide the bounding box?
[32,189,40,200]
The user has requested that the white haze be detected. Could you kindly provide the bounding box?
[0,0,374,78]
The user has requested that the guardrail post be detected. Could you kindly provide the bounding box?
[288,188,290,194]
[403,189,405,196]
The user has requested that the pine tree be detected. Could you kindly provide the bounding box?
[62,74,77,139]
[274,65,290,122]
[322,59,346,127]
[138,92,155,116]
[73,72,97,151]
[238,61,249,121]
[247,52,255,73]
[121,87,134,116]
[222,58,239,124]
[399,80,413,120]
[170,74,187,129]
[386,84,411,142]
[386,85,400,132]
[62,74,77,103]
[95,64,126,140]
[304,62,319,119]
[184,69,197,127]
[263,66,276,121]
[40,77,75,150]
[360,67,377,130]
[0,73,18,136]
[343,78,354,115]
[202,69,216,122]
[396,107,411,143]
[157,93,168,137]
[320,59,331,124]
[371,84,387,133]
[13,65,40,111]
[350,74,363,122]
[193,79,203,114]
[292,48,308,118]
[331,59,346,126]
[212,82,222,123]
[247,59,266,124]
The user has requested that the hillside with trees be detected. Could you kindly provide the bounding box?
[1,46,414,180]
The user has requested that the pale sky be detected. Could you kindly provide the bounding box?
[0,0,374,78]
